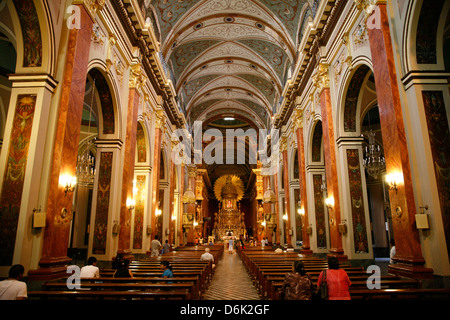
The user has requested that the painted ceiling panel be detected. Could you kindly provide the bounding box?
[138,0,312,131]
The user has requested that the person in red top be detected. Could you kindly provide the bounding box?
[317,256,351,300]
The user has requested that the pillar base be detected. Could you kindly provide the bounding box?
[27,256,72,281]
[388,258,434,279]
[299,248,313,255]
[327,249,348,262]
[116,249,134,261]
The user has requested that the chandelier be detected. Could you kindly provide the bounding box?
[363,129,385,179]
[76,79,97,187]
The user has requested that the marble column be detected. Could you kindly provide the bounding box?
[294,110,312,254]
[150,110,164,241]
[365,2,432,278]
[117,65,142,256]
[28,3,99,280]
[281,137,292,246]
[316,64,346,260]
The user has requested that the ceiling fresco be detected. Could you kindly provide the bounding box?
[136,0,319,190]
[139,0,318,127]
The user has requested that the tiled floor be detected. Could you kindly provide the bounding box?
[203,250,261,300]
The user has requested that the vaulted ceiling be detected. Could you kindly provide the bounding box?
[136,0,320,195]
[138,0,319,130]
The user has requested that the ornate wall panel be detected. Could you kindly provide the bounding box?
[313,174,327,248]
[422,91,450,261]
[92,152,113,254]
[346,149,369,253]
[133,175,146,249]
[0,95,37,265]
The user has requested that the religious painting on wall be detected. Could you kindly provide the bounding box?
[93,152,113,254]
[0,94,36,265]
[346,149,369,253]
[133,175,146,249]
[136,122,146,163]
[422,91,450,261]
[13,0,42,67]
[313,174,327,248]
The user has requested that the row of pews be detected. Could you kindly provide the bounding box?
[238,246,450,300]
[27,244,223,300]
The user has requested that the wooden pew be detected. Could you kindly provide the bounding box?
[42,282,195,300]
[28,290,190,300]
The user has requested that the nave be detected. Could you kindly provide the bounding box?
[0,0,449,300]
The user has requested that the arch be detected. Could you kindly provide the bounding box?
[136,121,148,164]
[291,148,299,181]
[310,120,323,164]
[8,0,54,75]
[341,64,372,134]
[86,67,120,139]
[404,0,449,73]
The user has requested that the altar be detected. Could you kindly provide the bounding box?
[212,175,246,240]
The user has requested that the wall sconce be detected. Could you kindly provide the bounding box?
[298,208,305,215]
[385,172,403,193]
[338,218,347,235]
[126,198,135,210]
[171,213,177,221]
[283,213,288,221]
[155,207,162,216]
[261,220,266,227]
[60,174,76,196]
[325,196,335,208]
[193,220,198,227]
[112,221,121,236]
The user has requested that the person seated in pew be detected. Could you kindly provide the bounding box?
[80,256,100,278]
[200,247,216,269]
[113,259,133,278]
[161,261,173,284]
[0,264,27,300]
[280,261,314,300]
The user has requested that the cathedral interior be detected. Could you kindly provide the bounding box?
[0,0,449,297]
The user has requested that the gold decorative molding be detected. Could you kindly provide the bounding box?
[73,0,105,20]
[154,110,165,129]
[293,108,303,131]
[354,0,386,20]
[313,63,330,93]
[129,63,144,89]
[280,135,288,153]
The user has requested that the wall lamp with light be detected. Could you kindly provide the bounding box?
[325,196,335,209]
[385,172,403,193]
[60,174,77,196]
[126,198,135,210]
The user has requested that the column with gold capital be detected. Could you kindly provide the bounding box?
[186,165,198,245]
[293,108,313,254]
[314,63,346,261]
[150,108,165,241]
[117,63,144,256]
[360,0,433,278]
[280,135,292,246]
[29,0,104,280]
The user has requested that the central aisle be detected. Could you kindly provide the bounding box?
[203,248,261,300]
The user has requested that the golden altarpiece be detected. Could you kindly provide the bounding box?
[212,175,246,240]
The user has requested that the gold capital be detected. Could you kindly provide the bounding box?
[313,63,330,93]
[73,0,105,20]
[129,63,144,89]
